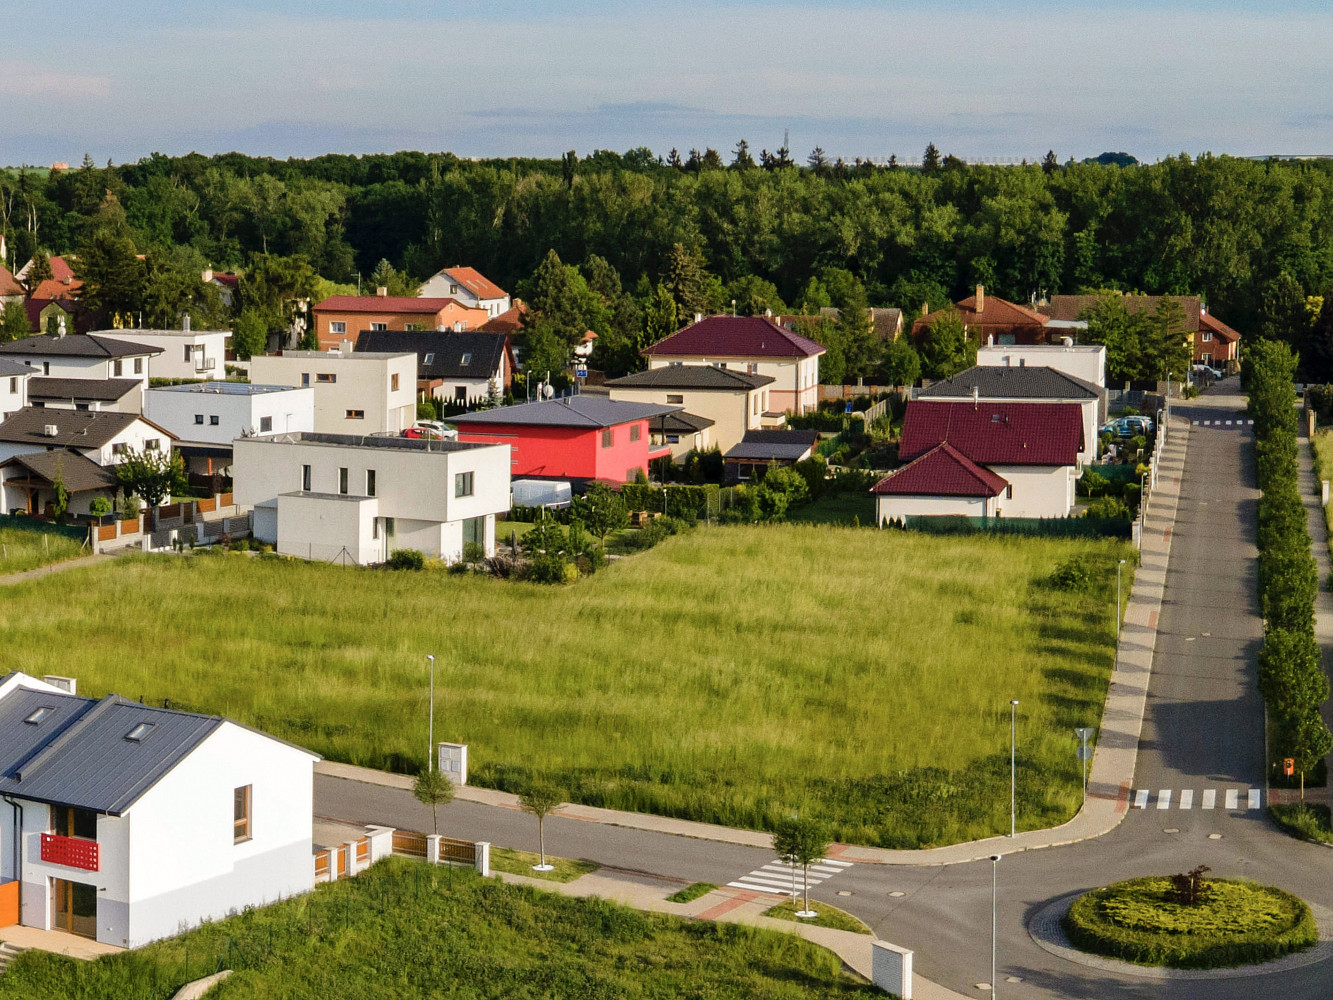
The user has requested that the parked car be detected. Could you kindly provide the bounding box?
[1101,416,1153,440]
[404,421,457,441]
[1192,363,1223,380]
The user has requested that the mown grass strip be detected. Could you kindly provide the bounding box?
[764,900,873,935]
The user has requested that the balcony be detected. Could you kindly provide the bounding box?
[40,834,99,872]
[194,357,217,373]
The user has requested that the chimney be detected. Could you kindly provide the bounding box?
[182,313,191,332]
[693,312,702,324]
[921,302,929,318]
[975,285,985,314]
[202,268,213,283]
[376,286,388,297]
[44,423,58,437]
[987,333,994,346]
[972,386,979,409]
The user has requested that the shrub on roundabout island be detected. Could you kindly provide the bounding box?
[1063,872,1317,968]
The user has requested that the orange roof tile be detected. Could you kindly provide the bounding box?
[442,267,508,302]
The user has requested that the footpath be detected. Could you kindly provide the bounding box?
[319,414,1191,868]
[0,551,108,587]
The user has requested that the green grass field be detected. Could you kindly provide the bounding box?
[0,859,873,1000]
[0,527,86,575]
[490,848,599,882]
[0,524,1131,848]
[788,491,877,527]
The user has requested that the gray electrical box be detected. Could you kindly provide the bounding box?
[437,742,468,785]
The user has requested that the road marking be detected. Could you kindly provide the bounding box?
[1248,788,1261,809]
[1179,789,1193,809]
[1202,789,1216,809]
[1247,419,1254,425]
[727,857,853,896]
[1133,789,1149,808]
[1225,789,1239,810]
[1156,789,1172,809]
[1225,420,1233,425]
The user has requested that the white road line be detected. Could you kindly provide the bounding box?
[820,859,853,868]
[1225,789,1239,810]
[1201,789,1216,810]
[1133,789,1149,808]
[741,874,804,888]
[1248,788,1261,810]
[1247,419,1254,425]
[1157,789,1172,809]
[1179,789,1193,810]
[1192,420,1199,426]
[726,881,788,895]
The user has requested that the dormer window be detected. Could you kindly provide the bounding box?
[125,722,155,742]
[24,707,54,725]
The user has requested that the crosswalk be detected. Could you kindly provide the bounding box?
[1131,787,1262,811]
[1191,419,1253,427]
[727,857,853,896]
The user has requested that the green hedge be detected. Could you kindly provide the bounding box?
[1063,877,1317,969]
[620,483,722,516]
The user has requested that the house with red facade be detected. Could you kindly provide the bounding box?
[450,396,679,483]
[1195,311,1240,373]
[311,294,490,350]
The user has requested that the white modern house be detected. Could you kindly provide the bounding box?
[0,360,34,420]
[0,672,317,949]
[92,323,231,381]
[417,266,511,318]
[0,333,160,388]
[144,383,316,477]
[977,342,1107,390]
[232,432,511,564]
[249,349,416,436]
[28,378,143,414]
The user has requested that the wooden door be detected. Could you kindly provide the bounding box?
[51,878,96,939]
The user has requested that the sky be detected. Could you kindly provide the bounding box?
[2,0,1331,166]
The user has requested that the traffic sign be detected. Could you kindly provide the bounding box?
[1076,746,1093,761]
[575,367,588,378]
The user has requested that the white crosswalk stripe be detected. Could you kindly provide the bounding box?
[726,857,853,896]
[1131,787,1260,811]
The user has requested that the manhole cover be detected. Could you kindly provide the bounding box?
[1163,828,1180,834]
[1208,833,1223,840]
[837,890,852,897]
[889,890,906,897]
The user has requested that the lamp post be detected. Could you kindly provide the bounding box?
[1116,558,1126,642]
[426,654,436,772]
[990,854,1001,998]
[1010,700,1019,838]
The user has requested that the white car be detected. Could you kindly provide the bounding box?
[1192,363,1223,380]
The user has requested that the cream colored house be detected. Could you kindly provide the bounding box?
[249,348,416,436]
[605,366,772,456]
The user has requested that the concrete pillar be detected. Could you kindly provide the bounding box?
[344,840,358,876]
[426,834,442,865]
[1323,480,1329,506]
[366,825,395,862]
[871,941,913,999]
[474,842,490,878]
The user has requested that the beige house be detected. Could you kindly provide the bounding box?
[605,366,773,457]
[249,348,416,436]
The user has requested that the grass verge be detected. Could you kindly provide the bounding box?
[0,527,85,575]
[0,858,875,999]
[0,524,1131,848]
[764,900,873,935]
[787,491,876,527]
[667,882,719,903]
[1311,431,1333,569]
[1063,877,1317,968]
[1269,803,1333,843]
[490,847,598,882]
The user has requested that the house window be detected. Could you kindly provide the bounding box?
[145,439,160,451]
[32,401,44,408]
[666,434,680,444]
[366,469,376,496]
[461,353,472,365]
[666,394,684,404]
[345,409,365,420]
[630,424,641,442]
[385,517,395,537]
[455,471,474,497]
[424,353,435,365]
[125,722,154,742]
[24,706,54,725]
[233,785,251,843]
[370,323,387,332]
[463,516,484,546]
[405,323,422,332]
[747,363,759,374]
[113,360,123,377]
[209,415,219,426]
[339,468,349,495]
[330,321,346,334]
[1202,353,1213,364]
[1201,331,1212,342]
[301,373,310,387]
[302,464,311,491]
[194,414,204,425]
[112,443,126,455]
[316,373,336,383]
[373,519,379,540]
[183,345,192,362]
[601,428,613,448]
[135,358,143,374]
[52,805,97,841]
[391,373,399,392]
[75,403,88,411]
[7,377,14,392]
[752,395,759,415]
[259,416,272,433]
[1006,485,1014,499]
[450,284,459,295]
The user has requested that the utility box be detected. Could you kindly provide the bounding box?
[437,742,468,785]
[871,941,913,999]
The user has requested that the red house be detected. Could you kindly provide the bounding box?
[450,396,680,482]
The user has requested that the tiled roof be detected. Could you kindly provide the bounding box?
[440,266,508,301]
[606,366,773,390]
[450,395,680,429]
[644,315,826,359]
[49,256,75,282]
[0,265,22,297]
[478,300,526,334]
[919,365,1100,400]
[30,277,82,300]
[900,400,1083,466]
[355,330,509,379]
[1041,295,1202,332]
[915,296,1049,335]
[723,429,820,461]
[0,407,166,449]
[0,450,119,492]
[0,332,161,358]
[28,377,141,401]
[313,295,472,315]
[1199,311,1240,342]
[870,442,1009,498]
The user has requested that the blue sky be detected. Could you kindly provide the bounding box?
[2,1,1331,165]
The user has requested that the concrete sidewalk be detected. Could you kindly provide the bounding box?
[318,416,1189,869]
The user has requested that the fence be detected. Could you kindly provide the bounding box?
[0,513,90,543]
[901,515,1132,539]
[315,826,489,886]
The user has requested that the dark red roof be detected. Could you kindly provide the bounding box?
[479,300,526,334]
[871,443,1008,497]
[0,265,22,298]
[644,315,825,359]
[1199,311,1239,342]
[314,295,475,315]
[900,400,1083,466]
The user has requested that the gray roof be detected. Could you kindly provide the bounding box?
[258,432,489,454]
[0,450,119,492]
[723,429,820,461]
[605,366,773,390]
[652,411,715,433]
[355,330,509,380]
[0,407,162,450]
[88,328,229,338]
[449,396,680,429]
[149,382,301,396]
[0,333,162,358]
[0,359,36,378]
[919,365,1101,401]
[28,377,141,402]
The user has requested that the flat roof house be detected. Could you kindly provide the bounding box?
[418,267,511,318]
[450,396,679,483]
[233,432,511,564]
[0,333,161,387]
[642,315,825,416]
[605,365,772,457]
[248,349,416,436]
[144,382,315,475]
[355,330,513,406]
[90,323,231,381]
[0,672,317,949]
[311,295,489,351]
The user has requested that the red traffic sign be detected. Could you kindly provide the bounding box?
[1283,758,1295,777]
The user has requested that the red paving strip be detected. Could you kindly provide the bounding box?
[1148,609,1159,630]
[697,891,765,921]
[1114,781,1131,814]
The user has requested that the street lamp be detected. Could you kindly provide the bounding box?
[426,654,436,772]
[990,854,1001,998]
[1116,558,1127,642]
[1009,700,1019,838]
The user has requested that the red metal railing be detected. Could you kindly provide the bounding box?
[40,834,99,872]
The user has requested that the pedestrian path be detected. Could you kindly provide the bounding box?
[726,857,853,896]
[1190,418,1252,427]
[1130,787,1262,810]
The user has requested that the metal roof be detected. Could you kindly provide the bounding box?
[449,396,680,429]
[723,429,820,462]
[148,381,302,396]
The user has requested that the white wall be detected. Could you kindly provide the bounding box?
[112,332,231,381]
[249,352,416,434]
[9,351,154,387]
[989,463,1077,518]
[277,492,378,563]
[646,355,820,414]
[432,374,500,406]
[0,371,29,419]
[977,345,1106,389]
[875,494,996,524]
[419,273,510,316]
[144,386,314,445]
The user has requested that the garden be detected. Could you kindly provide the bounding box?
[0,859,875,1000]
[0,524,1132,848]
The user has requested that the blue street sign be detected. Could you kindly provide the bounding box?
[576,367,588,378]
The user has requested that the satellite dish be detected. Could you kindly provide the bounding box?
[543,384,555,399]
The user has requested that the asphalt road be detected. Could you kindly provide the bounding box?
[315,380,1333,997]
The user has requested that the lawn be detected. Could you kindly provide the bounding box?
[490,847,599,882]
[0,524,1131,848]
[1311,431,1333,564]
[0,859,874,1000]
[788,491,877,527]
[0,526,86,575]
[764,900,873,935]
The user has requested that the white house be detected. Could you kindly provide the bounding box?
[248,349,416,436]
[28,378,143,414]
[0,333,161,387]
[145,383,315,448]
[977,343,1107,390]
[232,432,511,564]
[0,360,34,420]
[92,322,231,381]
[0,672,316,949]
[417,266,511,318]
[642,315,825,416]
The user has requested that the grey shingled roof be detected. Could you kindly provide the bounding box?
[651,411,715,433]
[0,407,153,449]
[0,450,119,492]
[0,333,162,358]
[28,377,141,402]
[449,396,680,429]
[919,365,1101,401]
[0,359,36,378]
[723,429,819,461]
[356,330,509,380]
[606,366,773,390]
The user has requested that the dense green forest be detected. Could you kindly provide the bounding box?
[4,147,1333,379]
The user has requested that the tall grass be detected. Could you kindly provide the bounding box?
[1310,431,1333,565]
[0,527,85,575]
[0,525,1131,847]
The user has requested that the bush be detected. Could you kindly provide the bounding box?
[88,497,113,517]
[528,552,577,584]
[1269,803,1333,843]
[1048,558,1095,591]
[1083,496,1131,520]
[386,549,426,571]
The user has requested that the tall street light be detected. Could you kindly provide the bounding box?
[1010,700,1020,839]
[1116,558,1127,642]
[426,654,436,772]
[990,854,1001,998]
